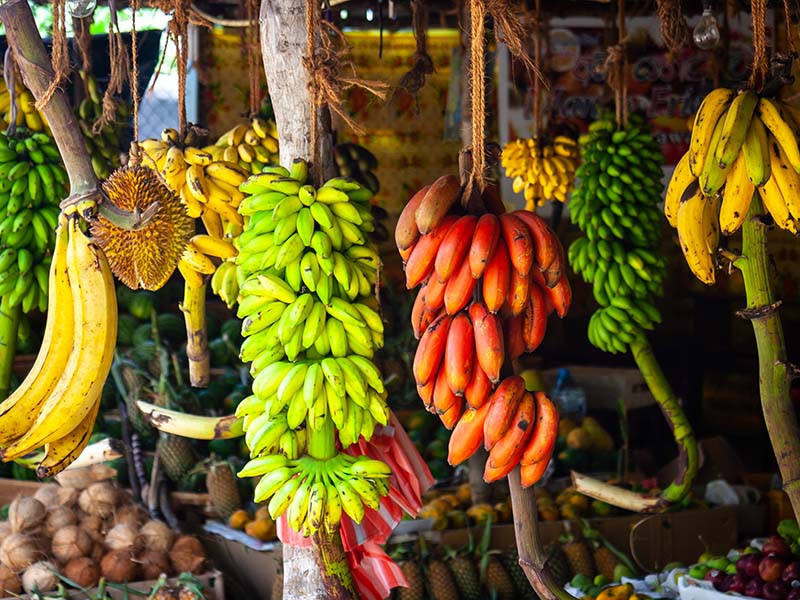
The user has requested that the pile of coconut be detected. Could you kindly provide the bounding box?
[0,482,207,596]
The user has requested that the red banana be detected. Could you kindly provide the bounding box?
[468,213,501,279]
[483,375,525,450]
[404,214,459,289]
[444,312,475,396]
[415,175,462,234]
[513,209,560,272]
[484,391,535,482]
[435,215,477,283]
[508,266,530,316]
[395,185,430,251]
[544,274,572,318]
[464,363,493,409]
[444,256,476,315]
[411,288,438,339]
[522,282,547,353]
[433,362,460,416]
[413,313,451,386]
[398,241,415,263]
[542,241,565,288]
[499,213,534,276]
[468,301,504,383]
[417,376,436,412]
[482,240,511,313]
[439,396,464,430]
[505,313,526,360]
[448,402,491,465]
[422,273,447,312]
[520,457,550,488]
[520,392,559,486]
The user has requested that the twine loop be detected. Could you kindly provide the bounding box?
[395,0,435,109]
[655,0,689,56]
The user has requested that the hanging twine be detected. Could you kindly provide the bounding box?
[750,0,769,89]
[35,0,69,112]
[130,0,142,162]
[95,0,130,132]
[531,0,543,138]
[395,0,435,107]
[74,14,94,75]
[485,0,544,87]
[655,0,689,56]
[464,0,487,199]
[246,0,261,116]
[605,0,628,128]
[303,0,389,181]
[783,0,797,56]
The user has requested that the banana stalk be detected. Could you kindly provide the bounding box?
[180,281,210,387]
[0,296,20,399]
[736,194,800,522]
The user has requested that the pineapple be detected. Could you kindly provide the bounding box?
[397,561,425,600]
[593,545,621,581]
[561,538,596,579]
[485,556,515,600]
[157,433,196,482]
[544,542,572,587]
[428,560,459,600]
[500,550,537,599]
[448,554,481,600]
[206,461,241,519]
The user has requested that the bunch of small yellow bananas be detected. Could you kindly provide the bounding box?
[0,215,116,477]
[206,118,280,176]
[0,79,47,132]
[665,88,800,285]
[501,135,579,208]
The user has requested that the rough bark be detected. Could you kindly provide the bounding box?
[259,0,350,597]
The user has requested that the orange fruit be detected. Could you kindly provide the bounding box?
[245,518,276,542]
[228,509,252,530]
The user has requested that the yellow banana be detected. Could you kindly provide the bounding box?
[191,234,237,259]
[36,400,101,477]
[699,113,730,197]
[689,87,735,177]
[758,97,800,172]
[719,151,754,235]
[715,90,758,170]
[742,115,771,186]
[676,188,715,285]
[182,242,217,275]
[664,152,695,227]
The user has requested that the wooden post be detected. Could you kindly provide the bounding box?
[259,0,352,597]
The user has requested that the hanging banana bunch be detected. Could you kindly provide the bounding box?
[665,88,800,284]
[232,159,393,535]
[0,79,47,132]
[502,134,580,208]
[568,112,667,354]
[205,117,280,176]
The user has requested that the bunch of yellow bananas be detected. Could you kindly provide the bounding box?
[233,158,392,535]
[665,88,800,284]
[206,118,280,176]
[501,135,579,208]
[0,215,117,477]
[0,79,47,132]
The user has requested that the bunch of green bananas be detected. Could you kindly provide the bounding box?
[233,159,392,535]
[568,113,666,354]
[502,134,579,208]
[0,80,46,132]
[206,118,280,176]
[333,142,379,196]
[665,88,800,285]
[76,72,129,180]
[0,128,67,313]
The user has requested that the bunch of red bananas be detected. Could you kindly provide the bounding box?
[395,174,570,487]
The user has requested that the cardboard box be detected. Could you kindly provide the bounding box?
[540,366,656,410]
[411,506,738,572]
[202,532,281,599]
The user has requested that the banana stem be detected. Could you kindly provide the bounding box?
[736,194,800,522]
[0,296,20,400]
[307,416,336,461]
[180,282,210,388]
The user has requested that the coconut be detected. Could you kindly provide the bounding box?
[169,535,206,574]
[8,497,46,533]
[78,482,117,518]
[21,561,58,594]
[0,563,21,595]
[139,520,175,554]
[113,504,147,530]
[45,504,78,537]
[51,526,92,563]
[32,485,60,509]
[63,557,100,588]
[56,486,79,507]
[0,521,11,542]
[138,550,172,580]
[100,550,139,583]
[104,523,141,552]
[90,542,105,563]
[0,533,39,570]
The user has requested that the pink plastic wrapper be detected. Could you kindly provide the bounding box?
[277,411,434,598]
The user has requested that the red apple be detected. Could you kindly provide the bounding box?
[728,574,751,595]
[740,554,766,578]
[782,562,800,583]
[765,537,793,559]
[706,569,727,589]
[746,578,766,598]
[762,556,788,583]
[763,581,789,600]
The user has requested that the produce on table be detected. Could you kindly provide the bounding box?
[568,112,666,354]
[417,482,513,530]
[205,118,280,175]
[0,78,47,132]
[665,88,800,283]
[205,460,242,519]
[502,133,580,208]
[233,159,393,535]
[396,174,571,485]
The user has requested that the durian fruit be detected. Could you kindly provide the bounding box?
[91,165,193,291]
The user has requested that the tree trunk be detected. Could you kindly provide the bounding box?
[259,1,350,597]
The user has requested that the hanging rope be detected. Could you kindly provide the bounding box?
[303,0,389,182]
[74,14,94,76]
[95,0,129,132]
[750,0,769,90]
[395,0,435,107]
[485,0,544,86]
[531,0,543,138]
[465,0,487,198]
[130,0,142,160]
[604,0,628,128]
[35,0,69,112]
[246,0,260,116]
[783,0,797,57]
[655,0,689,56]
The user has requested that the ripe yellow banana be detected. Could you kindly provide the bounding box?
[715,90,758,170]
[676,188,715,285]
[742,115,770,186]
[689,87,735,177]
[664,152,695,227]
[758,97,800,172]
[719,151,754,235]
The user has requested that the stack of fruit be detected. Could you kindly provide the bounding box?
[665,88,800,284]
[568,113,667,354]
[536,487,617,522]
[417,482,513,530]
[75,72,129,180]
[227,506,278,543]
[232,159,394,535]
[333,142,380,196]
[395,174,571,486]
[554,416,618,476]
[502,134,580,208]
[0,79,46,132]
[206,118,280,176]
